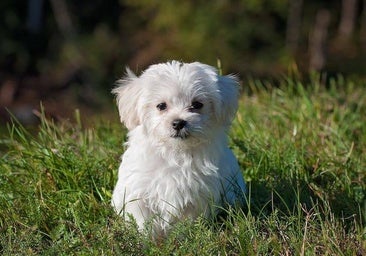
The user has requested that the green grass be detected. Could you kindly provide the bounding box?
[1,75,365,255]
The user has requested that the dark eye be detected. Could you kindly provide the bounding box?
[156,102,167,111]
[190,101,204,110]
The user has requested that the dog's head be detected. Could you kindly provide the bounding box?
[113,61,239,146]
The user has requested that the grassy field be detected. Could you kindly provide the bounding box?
[0,74,365,255]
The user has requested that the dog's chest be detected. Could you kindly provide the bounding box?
[144,164,220,215]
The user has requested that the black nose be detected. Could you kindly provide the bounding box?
[172,119,187,130]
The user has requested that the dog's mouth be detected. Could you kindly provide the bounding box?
[170,130,190,139]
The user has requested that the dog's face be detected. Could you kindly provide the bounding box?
[113,61,239,147]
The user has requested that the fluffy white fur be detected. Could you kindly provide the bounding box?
[111,61,246,237]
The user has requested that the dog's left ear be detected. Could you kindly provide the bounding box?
[190,62,239,126]
[215,74,239,126]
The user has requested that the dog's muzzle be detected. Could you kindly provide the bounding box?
[171,119,189,139]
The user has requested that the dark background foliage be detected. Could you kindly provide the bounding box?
[1,0,365,123]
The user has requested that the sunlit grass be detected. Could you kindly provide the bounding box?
[0,75,365,255]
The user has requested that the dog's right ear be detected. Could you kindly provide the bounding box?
[112,68,143,130]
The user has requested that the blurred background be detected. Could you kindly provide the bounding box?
[1,0,366,125]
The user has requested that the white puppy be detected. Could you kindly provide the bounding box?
[111,61,246,237]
